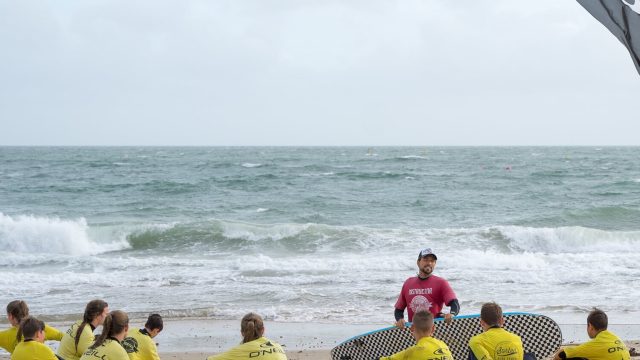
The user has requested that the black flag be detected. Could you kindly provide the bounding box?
[577,0,640,75]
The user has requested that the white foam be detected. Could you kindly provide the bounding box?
[496,225,640,253]
[220,220,312,242]
[399,155,428,160]
[241,163,262,168]
[256,208,269,213]
[0,213,130,257]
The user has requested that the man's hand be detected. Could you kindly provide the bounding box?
[394,319,406,328]
[552,348,564,360]
[444,313,454,324]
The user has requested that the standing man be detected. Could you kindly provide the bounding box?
[553,309,630,360]
[468,302,523,360]
[394,248,459,327]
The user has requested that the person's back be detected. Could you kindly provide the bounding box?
[207,336,287,360]
[10,316,57,360]
[58,320,96,360]
[469,327,523,360]
[58,300,109,360]
[79,310,129,360]
[381,311,453,360]
[12,340,57,360]
[122,314,163,360]
[554,309,629,360]
[381,336,451,360]
[207,312,287,360]
[468,303,523,360]
[1,300,63,354]
[80,338,129,360]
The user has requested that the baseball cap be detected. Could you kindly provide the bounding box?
[418,248,437,260]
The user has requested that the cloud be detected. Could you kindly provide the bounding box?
[0,0,638,145]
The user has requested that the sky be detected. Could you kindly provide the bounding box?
[0,0,639,146]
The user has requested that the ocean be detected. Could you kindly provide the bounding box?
[1,146,639,328]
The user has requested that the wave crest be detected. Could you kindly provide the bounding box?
[0,213,130,256]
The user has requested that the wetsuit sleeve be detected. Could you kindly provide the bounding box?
[44,324,64,341]
[563,341,599,359]
[394,280,408,311]
[441,279,457,306]
[394,308,405,321]
[447,299,460,316]
[380,347,410,360]
[469,336,493,360]
[0,328,14,352]
[146,336,161,360]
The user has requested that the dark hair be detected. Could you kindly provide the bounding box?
[75,300,109,351]
[412,311,434,333]
[16,316,45,342]
[480,302,503,327]
[241,313,264,344]
[90,310,128,349]
[587,308,608,331]
[7,300,29,324]
[145,314,163,331]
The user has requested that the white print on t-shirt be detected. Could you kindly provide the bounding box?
[409,295,432,314]
[408,288,433,295]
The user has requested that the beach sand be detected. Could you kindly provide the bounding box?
[0,318,637,360]
[1,344,638,360]
[156,340,640,359]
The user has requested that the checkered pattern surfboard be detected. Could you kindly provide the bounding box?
[331,313,562,360]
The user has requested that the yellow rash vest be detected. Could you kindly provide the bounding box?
[563,330,630,360]
[57,320,96,360]
[207,337,287,360]
[11,339,58,360]
[80,338,129,360]
[380,336,453,360]
[122,328,160,360]
[0,324,63,353]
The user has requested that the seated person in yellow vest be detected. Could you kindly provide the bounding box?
[0,300,63,354]
[553,309,630,360]
[122,314,163,360]
[207,313,287,360]
[380,311,453,360]
[11,316,58,360]
[80,310,130,360]
[58,299,110,360]
[468,302,524,360]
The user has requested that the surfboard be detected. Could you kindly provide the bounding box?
[331,312,562,360]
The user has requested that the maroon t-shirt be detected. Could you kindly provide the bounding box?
[395,275,457,321]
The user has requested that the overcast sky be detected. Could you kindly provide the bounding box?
[0,0,638,146]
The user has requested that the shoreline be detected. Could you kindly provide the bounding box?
[1,318,638,359]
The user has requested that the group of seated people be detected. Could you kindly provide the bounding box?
[383,303,630,360]
[0,299,632,360]
[0,300,162,360]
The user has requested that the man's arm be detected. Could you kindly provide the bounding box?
[552,348,567,360]
[394,308,405,328]
[469,336,492,360]
[437,299,459,324]
[381,346,411,360]
[447,299,460,316]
